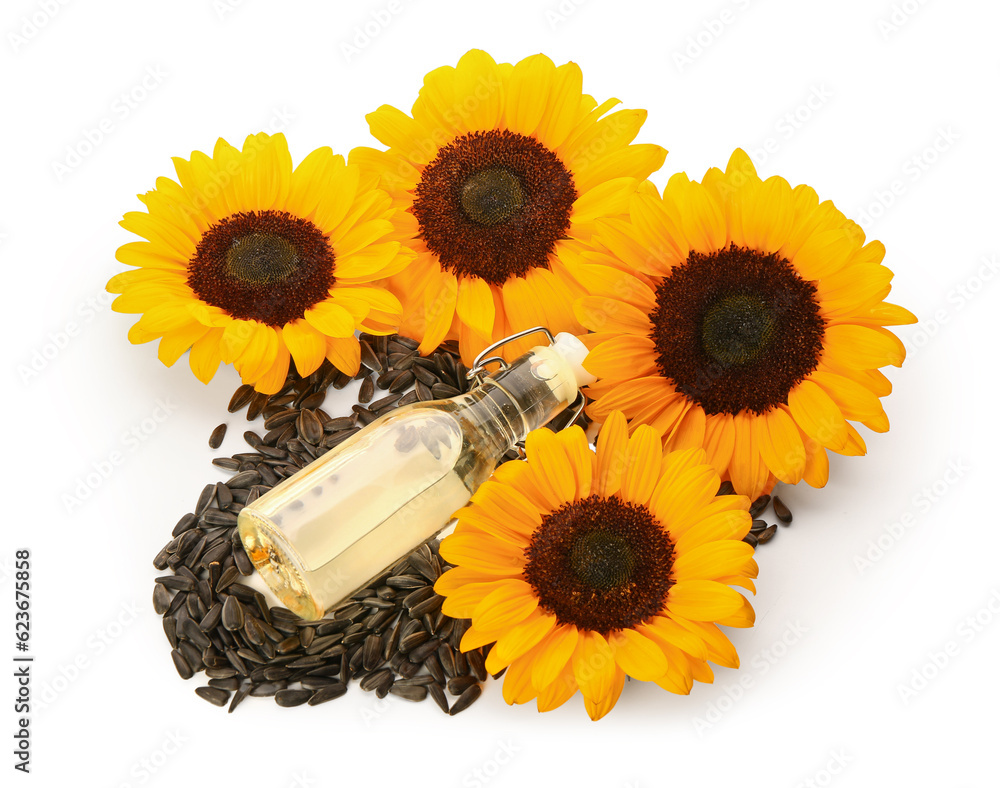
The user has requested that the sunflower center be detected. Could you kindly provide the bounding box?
[649,243,826,415]
[569,530,637,591]
[225,232,299,285]
[701,294,777,366]
[459,167,525,226]
[523,495,675,634]
[187,210,336,327]
[412,129,577,286]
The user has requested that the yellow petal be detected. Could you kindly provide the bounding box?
[609,628,669,682]
[594,410,629,496]
[504,53,554,136]
[530,624,580,691]
[438,533,526,576]
[620,425,662,504]
[418,272,458,355]
[324,336,361,376]
[304,301,356,338]
[455,276,496,339]
[188,328,224,384]
[525,427,576,504]
[667,580,746,620]
[282,320,327,377]
[472,580,538,632]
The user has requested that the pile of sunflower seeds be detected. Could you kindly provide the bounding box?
[153,334,588,713]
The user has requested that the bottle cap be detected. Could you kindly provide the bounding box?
[550,332,597,388]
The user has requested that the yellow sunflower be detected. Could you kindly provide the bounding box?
[357,49,667,364]
[107,132,411,394]
[576,150,917,500]
[434,411,757,720]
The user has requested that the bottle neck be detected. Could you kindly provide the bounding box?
[455,346,580,458]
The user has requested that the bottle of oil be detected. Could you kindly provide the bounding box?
[237,329,595,620]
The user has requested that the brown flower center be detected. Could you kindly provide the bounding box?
[187,210,335,327]
[411,129,577,286]
[523,495,675,634]
[649,244,826,415]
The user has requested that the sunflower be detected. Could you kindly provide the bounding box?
[357,49,667,364]
[434,411,757,720]
[576,150,917,500]
[107,132,411,394]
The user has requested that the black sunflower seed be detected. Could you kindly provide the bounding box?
[449,684,481,715]
[209,423,228,449]
[749,494,771,518]
[222,596,244,631]
[772,496,793,524]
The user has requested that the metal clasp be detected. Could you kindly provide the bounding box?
[465,325,586,459]
[466,325,555,385]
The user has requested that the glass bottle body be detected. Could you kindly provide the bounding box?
[239,382,540,619]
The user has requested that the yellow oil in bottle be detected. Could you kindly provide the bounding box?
[238,332,595,620]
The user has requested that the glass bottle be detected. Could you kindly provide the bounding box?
[237,328,595,620]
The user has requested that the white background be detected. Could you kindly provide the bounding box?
[3,0,998,785]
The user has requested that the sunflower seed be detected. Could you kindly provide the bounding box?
[358,376,375,404]
[757,524,778,544]
[390,684,428,702]
[360,668,394,694]
[772,496,792,524]
[308,683,349,705]
[155,575,195,592]
[209,423,228,449]
[196,686,231,706]
[195,484,217,516]
[428,682,449,713]
[171,649,194,680]
[360,341,382,373]
[447,675,479,696]
[297,409,323,444]
[222,596,244,631]
[228,683,251,713]
[411,364,436,387]
[466,649,488,682]
[430,383,461,399]
[153,584,171,615]
[363,635,384,670]
[716,481,735,496]
[227,470,261,489]
[749,494,771,518]
[249,682,280,697]
[228,385,255,413]
[449,684,481,715]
